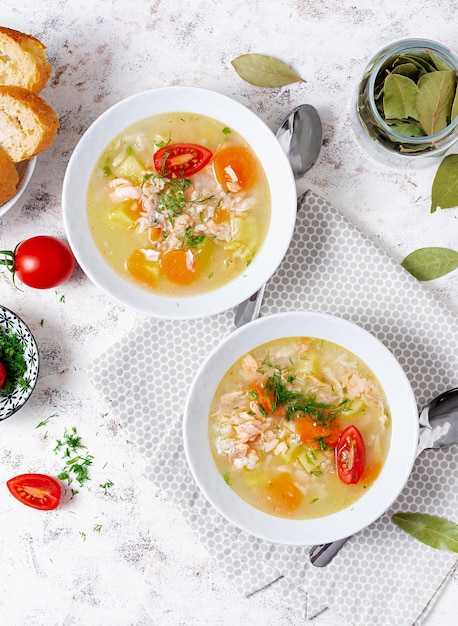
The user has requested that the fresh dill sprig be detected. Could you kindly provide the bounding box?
[54,427,94,490]
[0,328,30,396]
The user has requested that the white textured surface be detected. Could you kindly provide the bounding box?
[89,193,458,626]
[0,1,457,625]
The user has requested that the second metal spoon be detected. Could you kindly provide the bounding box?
[309,387,458,567]
[233,104,323,329]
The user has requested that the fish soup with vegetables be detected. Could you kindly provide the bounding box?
[209,336,392,519]
[87,113,271,296]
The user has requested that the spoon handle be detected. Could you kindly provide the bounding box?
[234,283,266,328]
[309,537,349,567]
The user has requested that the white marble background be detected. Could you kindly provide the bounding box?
[0,1,457,624]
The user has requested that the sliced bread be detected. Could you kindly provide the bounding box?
[0,26,52,93]
[0,85,59,161]
[0,146,19,205]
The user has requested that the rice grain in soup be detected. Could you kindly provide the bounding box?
[87,112,271,296]
[209,336,392,520]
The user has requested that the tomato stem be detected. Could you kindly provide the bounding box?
[0,250,15,273]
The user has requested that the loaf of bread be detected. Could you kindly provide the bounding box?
[0,26,52,93]
[0,146,19,205]
[0,85,59,162]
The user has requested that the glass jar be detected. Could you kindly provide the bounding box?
[354,39,458,165]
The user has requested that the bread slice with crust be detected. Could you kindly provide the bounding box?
[0,85,59,161]
[0,26,52,93]
[0,146,19,205]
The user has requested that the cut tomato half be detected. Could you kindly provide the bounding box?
[6,473,61,510]
[153,143,212,178]
[335,425,365,485]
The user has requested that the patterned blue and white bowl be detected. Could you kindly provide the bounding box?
[0,306,40,421]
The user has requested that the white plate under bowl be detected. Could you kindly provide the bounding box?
[62,86,297,319]
[183,311,419,545]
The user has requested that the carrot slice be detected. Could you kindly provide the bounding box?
[126,249,160,286]
[295,416,342,448]
[213,145,259,191]
[162,249,197,285]
[259,475,303,515]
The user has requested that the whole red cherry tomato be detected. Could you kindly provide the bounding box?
[153,143,213,178]
[6,473,61,511]
[1,236,76,289]
[335,424,365,485]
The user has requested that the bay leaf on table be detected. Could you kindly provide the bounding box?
[231,53,305,87]
[392,512,458,552]
[416,70,457,135]
[431,153,458,211]
[383,73,419,120]
[401,247,458,280]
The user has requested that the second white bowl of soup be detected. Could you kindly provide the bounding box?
[62,86,296,319]
[183,311,419,545]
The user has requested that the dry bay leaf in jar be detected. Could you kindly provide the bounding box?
[354,39,458,165]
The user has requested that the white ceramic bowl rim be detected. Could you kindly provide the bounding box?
[0,305,40,420]
[0,157,37,218]
[62,86,297,319]
[183,311,419,545]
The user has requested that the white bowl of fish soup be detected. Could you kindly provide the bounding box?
[183,311,419,545]
[62,86,296,318]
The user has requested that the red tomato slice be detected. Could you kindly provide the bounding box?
[0,362,6,389]
[153,143,212,178]
[6,473,61,511]
[335,425,365,485]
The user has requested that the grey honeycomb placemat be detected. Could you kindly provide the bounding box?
[88,191,458,626]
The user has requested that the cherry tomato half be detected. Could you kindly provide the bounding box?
[14,236,76,289]
[0,361,6,389]
[335,425,365,485]
[153,143,213,178]
[6,473,61,511]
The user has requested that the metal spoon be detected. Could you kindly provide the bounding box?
[233,104,323,329]
[309,387,458,567]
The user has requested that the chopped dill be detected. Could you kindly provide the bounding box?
[0,328,30,396]
[183,226,206,250]
[54,427,94,490]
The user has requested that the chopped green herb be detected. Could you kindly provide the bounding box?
[36,413,58,429]
[93,524,103,533]
[126,145,133,155]
[99,480,114,495]
[183,226,206,250]
[223,473,231,484]
[222,127,232,135]
[79,531,86,542]
[310,498,319,504]
[0,327,30,396]
[54,427,94,490]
